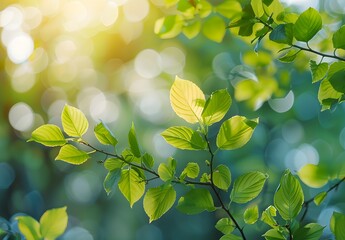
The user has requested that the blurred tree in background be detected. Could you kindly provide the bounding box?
[1,0,345,239]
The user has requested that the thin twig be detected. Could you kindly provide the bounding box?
[292,44,345,62]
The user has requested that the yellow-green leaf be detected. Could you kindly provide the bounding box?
[298,164,329,188]
[28,124,67,147]
[181,162,200,179]
[310,60,328,83]
[215,0,242,19]
[333,25,345,50]
[16,216,41,240]
[177,188,216,214]
[104,158,124,171]
[331,212,345,239]
[158,157,176,182]
[202,15,226,43]
[161,126,206,150]
[212,164,231,191]
[293,7,322,42]
[261,205,278,228]
[40,206,68,239]
[154,15,184,39]
[215,218,235,235]
[251,0,264,17]
[170,76,205,123]
[94,122,118,146]
[263,229,285,240]
[118,168,145,207]
[61,104,89,138]
[314,191,327,206]
[55,144,89,165]
[182,21,201,39]
[244,205,259,224]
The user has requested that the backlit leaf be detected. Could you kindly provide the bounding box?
[279,49,300,62]
[28,124,67,147]
[170,76,205,123]
[40,206,68,239]
[158,157,176,182]
[16,216,41,240]
[104,158,124,171]
[128,123,141,158]
[212,164,231,191]
[330,212,345,239]
[161,126,206,150]
[61,104,89,138]
[182,21,201,39]
[294,223,324,240]
[333,25,345,50]
[251,0,264,17]
[293,8,322,42]
[143,184,176,223]
[215,0,242,19]
[313,191,327,206]
[177,188,216,214]
[215,218,235,235]
[94,122,118,146]
[220,234,242,240]
[181,162,200,179]
[263,229,286,240]
[244,205,259,224]
[274,170,304,220]
[118,168,145,207]
[230,171,267,203]
[142,153,154,169]
[298,164,329,188]
[154,15,183,39]
[197,0,212,18]
[202,16,226,43]
[309,60,328,83]
[55,144,89,165]
[216,116,259,150]
[318,78,343,111]
[261,205,278,228]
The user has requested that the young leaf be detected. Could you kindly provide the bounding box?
[142,153,154,169]
[244,205,259,224]
[293,7,322,42]
[313,191,327,206]
[170,76,205,123]
[215,218,235,235]
[154,15,183,39]
[332,25,345,50]
[158,157,176,182]
[40,206,68,239]
[279,49,300,62]
[161,126,206,150]
[118,168,145,207]
[177,188,216,214]
[261,205,278,228]
[182,21,201,39]
[318,78,343,111]
[330,212,345,239]
[61,104,89,138]
[55,144,89,165]
[181,162,200,179]
[128,123,141,158]
[202,15,226,43]
[214,0,242,19]
[212,164,231,191]
[294,223,324,240]
[202,89,232,126]
[143,184,176,223]
[251,0,264,17]
[28,124,67,147]
[104,158,124,171]
[216,116,259,150]
[122,149,141,164]
[274,170,304,220]
[16,216,41,240]
[220,234,242,240]
[230,171,267,203]
[262,229,286,240]
[309,60,328,83]
[104,170,121,195]
[269,24,293,44]
[297,163,329,188]
[94,122,118,146]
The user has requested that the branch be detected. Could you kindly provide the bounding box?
[292,44,345,62]
[301,176,345,222]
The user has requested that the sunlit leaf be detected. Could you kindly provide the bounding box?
[202,89,232,126]
[309,60,328,83]
[104,158,124,171]
[294,223,324,240]
[154,15,184,39]
[170,76,205,123]
[215,0,242,19]
[164,0,179,7]
[269,24,293,44]
[16,216,41,240]
[104,170,121,195]
[215,218,235,235]
[61,104,89,138]
[177,188,216,214]
[278,49,300,62]
[318,78,343,111]
[142,153,154,169]
[128,123,141,158]
[274,170,304,220]
[251,0,264,17]
[333,25,345,50]
[298,164,329,188]
[313,191,327,206]
[94,122,118,146]
[143,184,176,223]
[244,205,259,224]
[261,205,278,228]
[28,124,67,147]
[328,69,345,94]
[40,206,68,239]
[293,7,322,42]
[158,157,176,182]
[122,148,141,164]
[212,164,231,191]
[182,21,201,39]
[262,229,286,240]
[330,212,345,239]
[230,171,267,203]
[202,16,226,43]
[216,116,259,150]
[220,234,242,240]
[55,144,89,165]
[181,162,200,179]
[197,0,212,18]
[118,168,145,207]
[263,0,285,22]
[161,126,206,150]
[177,0,195,18]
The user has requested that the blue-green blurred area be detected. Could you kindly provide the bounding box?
[1,0,345,239]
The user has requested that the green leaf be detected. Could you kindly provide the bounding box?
[182,21,201,39]
[142,153,154,169]
[293,7,322,42]
[244,205,259,224]
[263,229,286,240]
[104,170,121,195]
[261,205,278,228]
[158,157,176,182]
[143,184,176,223]
[197,0,212,18]
[177,188,216,214]
[230,171,267,203]
[177,0,195,17]
[212,164,231,191]
[55,144,89,165]
[128,123,141,158]
[164,0,178,7]
[328,69,345,94]
[16,216,41,240]
[309,60,328,83]
[294,223,324,240]
[122,148,141,164]
[297,164,329,188]
[215,218,235,235]
[313,191,327,206]
[215,0,242,19]
[28,124,67,147]
[40,206,68,239]
[274,170,304,220]
[318,78,343,111]
[251,0,264,17]
[333,25,345,50]
[61,104,89,138]
[161,126,206,150]
[118,168,145,207]
[220,234,242,240]
[202,15,226,43]
[200,172,210,183]
[216,116,259,150]
[228,4,255,36]
[181,162,200,179]
[154,15,183,39]
[94,122,118,146]
[202,89,232,126]
[170,76,205,123]
[331,212,345,239]
[278,49,300,62]
[269,24,293,44]
[104,158,124,171]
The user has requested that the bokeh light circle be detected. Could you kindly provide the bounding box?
[8,102,34,132]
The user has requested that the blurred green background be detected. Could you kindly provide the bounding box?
[1,0,345,239]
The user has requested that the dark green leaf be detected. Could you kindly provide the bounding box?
[328,69,345,94]
[278,49,300,62]
[318,78,343,111]
[293,7,322,42]
[94,122,118,146]
[294,223,324,240]
[177,188,216,214]
[161,126,206,150]
[142,153,154,169]
[269,24,293,44]
[330,212,345,239]
[103,170,121,195]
